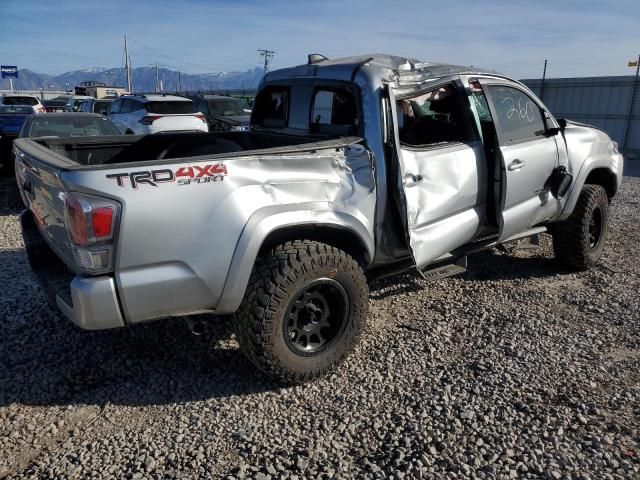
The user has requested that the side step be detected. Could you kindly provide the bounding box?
[419,256,467,281]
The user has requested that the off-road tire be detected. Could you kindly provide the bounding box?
[233,240,369,383]
[550,184,609,271]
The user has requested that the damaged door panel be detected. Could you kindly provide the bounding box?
[389,81,488,270]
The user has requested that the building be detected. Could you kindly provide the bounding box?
[74,81,128,99]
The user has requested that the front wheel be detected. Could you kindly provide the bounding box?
[549,184,610,271]
[233,240,369,383]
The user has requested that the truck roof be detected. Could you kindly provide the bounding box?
[263,53,501,87]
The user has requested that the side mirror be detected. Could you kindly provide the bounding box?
[545,127,562,137]
[557,118,567,130]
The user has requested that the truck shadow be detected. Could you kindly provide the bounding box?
[0,248,280,408]
[369,247,568,300]
[0,312,281,408]
[0,245,567,409]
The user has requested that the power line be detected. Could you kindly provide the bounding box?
[127,36,221,73]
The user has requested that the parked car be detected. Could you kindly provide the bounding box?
[0,105,38,175]
[187,94,250,131]
[18,112,120,138]
[49,95,95,112]
[77,98,114,115]
[14,54,623,383]
[0,94,45,113]
[106,94,208,135]
[42,99,68,113]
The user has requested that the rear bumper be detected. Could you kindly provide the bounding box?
[20,210,124,330]
[57,276,124,330]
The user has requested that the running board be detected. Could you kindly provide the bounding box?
[419,256,467,281]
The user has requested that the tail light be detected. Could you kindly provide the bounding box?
[64,192,120,274]
[139,115,162,125]
[195,114,206,122]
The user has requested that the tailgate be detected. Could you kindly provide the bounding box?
[153,114,206,132]
[14,145,78,271]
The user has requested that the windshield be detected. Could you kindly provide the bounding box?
[2,96,39,106]
[208,98,247,116]
[145,101,197,114]
[27,116,121,137]
[94,101,112,115]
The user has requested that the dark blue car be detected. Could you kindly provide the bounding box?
[0,105,37,176]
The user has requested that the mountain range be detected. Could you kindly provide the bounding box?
[0,66,264,93]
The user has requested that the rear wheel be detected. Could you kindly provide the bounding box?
[233,240,368,383]
[550,184,609,270]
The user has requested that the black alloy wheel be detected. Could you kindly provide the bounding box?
[588,205,603,249]
[283,278,349,356]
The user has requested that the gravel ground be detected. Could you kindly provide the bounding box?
[1,175,639,480]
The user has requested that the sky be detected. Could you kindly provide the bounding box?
[1,0,639,80]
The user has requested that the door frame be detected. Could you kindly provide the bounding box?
[387,77,489,270]
[474,76,563,240]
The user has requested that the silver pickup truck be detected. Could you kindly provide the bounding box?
[14,54,623,383]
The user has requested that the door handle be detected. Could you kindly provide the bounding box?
[508,159,525,171]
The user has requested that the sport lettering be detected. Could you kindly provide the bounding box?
[106,164,227,188]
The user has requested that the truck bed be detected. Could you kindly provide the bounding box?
[15,131,358,169]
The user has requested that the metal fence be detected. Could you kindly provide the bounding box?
[521,76,640,153]
[0,89,69,100]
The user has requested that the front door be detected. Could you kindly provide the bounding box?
[478,80,562,241]
[390,80,488,270]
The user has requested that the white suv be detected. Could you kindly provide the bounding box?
[106,95,208,135]
[0,94,45,113]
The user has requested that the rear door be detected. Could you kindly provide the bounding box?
[107,98,125,132]
[389,80,488,270]
[477,79,561,241]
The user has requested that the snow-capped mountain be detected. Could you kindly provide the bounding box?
[0,66,265,92]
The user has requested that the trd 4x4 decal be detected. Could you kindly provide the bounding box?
[106,164,227,189]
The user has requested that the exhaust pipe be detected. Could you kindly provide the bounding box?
[184,316,208,336]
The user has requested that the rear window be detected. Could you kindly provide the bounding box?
[310,88,358,135]
[2,96,38,106]
[94,101,112,115]
[251,86,289,128]
[208,98,248,116]
[145,101,197,114]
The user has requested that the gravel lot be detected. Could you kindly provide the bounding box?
[1,174,639,480]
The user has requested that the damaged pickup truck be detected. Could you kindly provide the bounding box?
[15,54,623,383]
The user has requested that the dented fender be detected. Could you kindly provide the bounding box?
[214,203,375,314]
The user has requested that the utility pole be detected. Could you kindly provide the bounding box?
[539,59,548,102]
[155,62,160,92]
[124,34,132,93]
[622,53,640,152]
[258,49,275,74]
[178,71,182,92]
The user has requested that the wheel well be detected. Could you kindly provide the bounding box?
[584,168,617,200]
[258,225,371,267]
